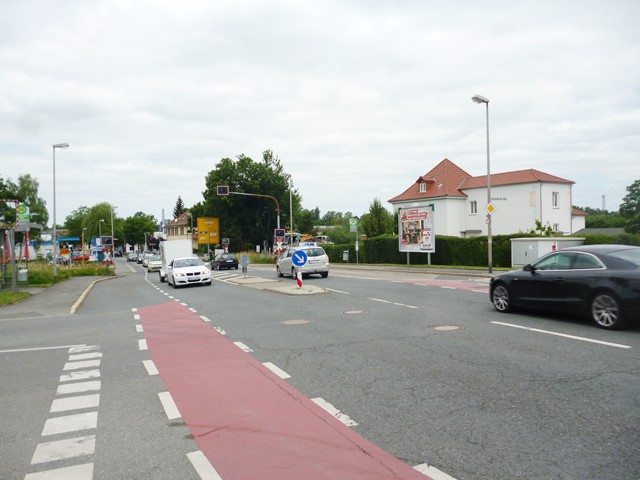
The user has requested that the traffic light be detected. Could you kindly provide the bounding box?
[216,185,229,196]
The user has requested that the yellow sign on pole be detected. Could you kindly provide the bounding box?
[197,217,219,245]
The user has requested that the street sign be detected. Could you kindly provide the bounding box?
[291,250,308,267]
[197,217,219,245]
[216,185,229,195]
[486,203,496,215]
[349,217,358,233]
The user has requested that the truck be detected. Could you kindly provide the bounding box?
[159,239,193,282]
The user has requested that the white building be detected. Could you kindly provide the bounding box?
[388,158,586,237]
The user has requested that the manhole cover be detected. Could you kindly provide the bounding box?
[281,319,311,325]
[434,325,461,331]
[343,310,366,315]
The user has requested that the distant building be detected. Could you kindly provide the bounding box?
[165,210,197,250]
[388,158,586,237]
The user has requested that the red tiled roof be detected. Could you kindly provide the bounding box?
[460,168,574,189]
[167,210,191,226]
[389,160,574,204]
[572,207,588,216]
[388,158,471,203]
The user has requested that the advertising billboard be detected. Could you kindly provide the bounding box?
[398,206,435,253]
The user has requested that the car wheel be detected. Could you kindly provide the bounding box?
[277,266,283,277]
[321,272,328,278]
[591,291,627,330]
[491,283,512,312]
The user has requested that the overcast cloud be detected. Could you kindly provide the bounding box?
[2,1,639,224]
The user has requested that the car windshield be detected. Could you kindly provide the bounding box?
[608,248,640,267]
[303,248,325,257]
[174,258,202,268]
[221,254,235,260]
[150,255,161,261]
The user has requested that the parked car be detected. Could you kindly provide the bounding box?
[490,245,640,330]
[147,254,162,272]
[211,253,239,270]
[167,256,212,288]
[276,244,330,279]
[71,252,90,261]
[127,252,138,262]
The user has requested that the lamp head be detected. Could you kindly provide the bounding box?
[472,95,489,104]
[53,143,69,149]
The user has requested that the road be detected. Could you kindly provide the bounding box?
[1,259,639,479]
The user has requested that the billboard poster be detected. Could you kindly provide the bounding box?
[398,206,435,253]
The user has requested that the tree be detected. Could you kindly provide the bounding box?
[360,198,393,238]
[173,196,186,219]
[65,206,90,238]
[0,174,49,242]
[123,212,158,251]
[619,180,640,218]
[201,150,300,250]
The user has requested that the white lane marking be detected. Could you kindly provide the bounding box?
[136,324,144,333]
[200,316,211,322]
[42,412,98,436]
[57,381,101,395]
[234,341,253,353]
[181,302,188,306]
[187,451,224,480]
[0,344,85,354]
[369,298,418,309]
[263,362,291,379]
[138,339,148,351]
[158,391,182,420]
[143,360,159,376]
[311,397,358,427]
[189,307,197,313]
[63,360,101,371]
[133,314,141,320]
[50,394,100,413]
[414,463,458,479]
[492,321,632,349]
[214,327,227,335]
[69,352,102,361]
[440,286,457,290]
[60,370,100,382]
[24,463,93,480]
[131,308,138,312]
[31,435,96,464]
[325,288,350,294]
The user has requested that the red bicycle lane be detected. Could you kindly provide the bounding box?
[139,301,432,480]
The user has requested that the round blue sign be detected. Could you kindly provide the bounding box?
[291,250,308,267]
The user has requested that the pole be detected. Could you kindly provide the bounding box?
[52,147,58,280]
[485,101,492,274]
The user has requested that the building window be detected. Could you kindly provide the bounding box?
[470,201,477,214]
[419,182,426,193]
[553,223,559,232]
[552,191,559,208]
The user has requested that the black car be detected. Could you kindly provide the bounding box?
[211,252,239,270]
[490,244,640,330]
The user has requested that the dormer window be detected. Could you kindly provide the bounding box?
[419,182,426,193]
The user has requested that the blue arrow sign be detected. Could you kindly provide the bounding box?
[291,250,308,267]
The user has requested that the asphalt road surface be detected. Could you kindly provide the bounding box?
[1,259,638,480]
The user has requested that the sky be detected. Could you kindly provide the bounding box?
[2,1,639,225]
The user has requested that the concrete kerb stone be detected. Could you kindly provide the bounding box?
[228,276,326,295]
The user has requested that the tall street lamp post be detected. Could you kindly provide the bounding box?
[52,143,69,280]
[99,219,104,238]
[472,94,492,273]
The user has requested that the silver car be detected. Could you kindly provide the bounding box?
[277,244,330,279]
[167,257,212,288]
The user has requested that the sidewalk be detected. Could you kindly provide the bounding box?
[0,276,108,320]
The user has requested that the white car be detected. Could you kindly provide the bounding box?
[167,257,212,288]
[277,244,330,279]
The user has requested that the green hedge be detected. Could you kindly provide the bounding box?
[324,232,640,267]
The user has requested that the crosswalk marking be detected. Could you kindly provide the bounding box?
[24,463,94,480]
[63,360,101,371]
[57,381,101,395]
[69,352,102,361]
[31,435,96,465]
[60,369,100,382]
[50,394,100,413]
[42,412,98,436]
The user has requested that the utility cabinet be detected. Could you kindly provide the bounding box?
[510,238,585,268]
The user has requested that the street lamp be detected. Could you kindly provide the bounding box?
[284,173,293,232]
[471,94,492,273]
[82,227,87,264]
[99,219,104,238]
[52,143,69,280]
